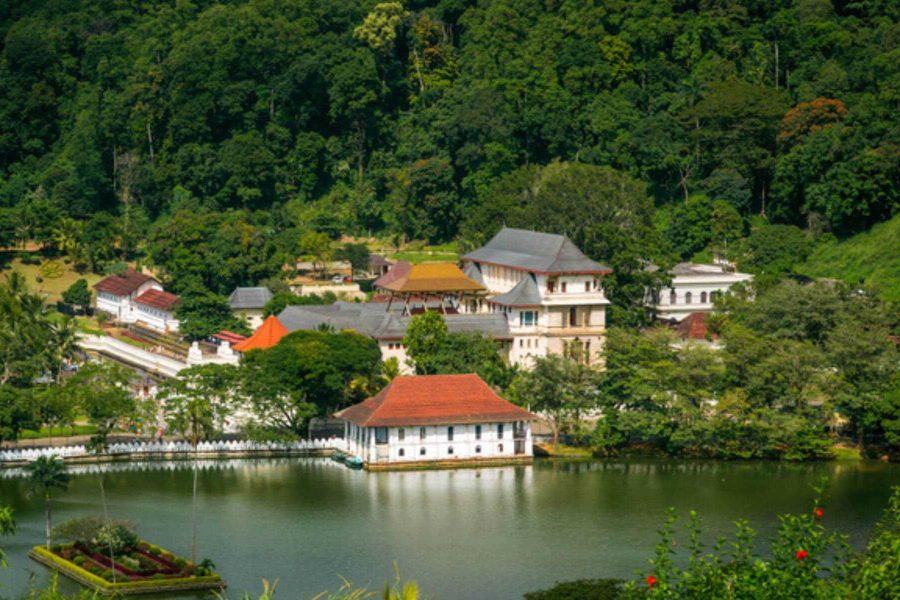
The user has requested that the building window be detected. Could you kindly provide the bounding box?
[475,425,482,440]
[420,427,426,440]
[569,307,577,327]
[519,310,537,326]
[519,339,524,348]
[448,446,454,455]
[375,427,388,444]
[447,426,454,441]
[398,428,405,441]
[700,291,708,303]
[420,447,426,456]
[561,282,567,293]
[669,289,677,304]
[585,282,590,293]
[498,424,504,439]
[398,448,405,457]
[685,292,693,304]
[547,280,555,293]
[475,445,482,454]
[498,443,504,452]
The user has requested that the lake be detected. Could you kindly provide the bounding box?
[1,458,897,599]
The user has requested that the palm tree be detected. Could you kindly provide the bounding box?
[47,317,80,383]
[27,455,70,549]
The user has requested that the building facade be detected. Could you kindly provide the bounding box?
[461,227,611,366]
[339,374,534,468]
[132,289,180,333]
[649,262,753,322]
[228,286,273,329]
[94,269,163,323]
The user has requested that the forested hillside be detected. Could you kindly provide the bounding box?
[0,0,897,318]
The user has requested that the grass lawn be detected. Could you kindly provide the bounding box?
[1,256,102,302]
[798,214,900,301]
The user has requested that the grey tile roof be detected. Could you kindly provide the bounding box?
[462,262,485,286]
[277,302,511,341]
[228,287,273,310]
[488,274,543,307]
[461,227,611,274]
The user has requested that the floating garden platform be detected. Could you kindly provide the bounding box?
[30,541,224,596]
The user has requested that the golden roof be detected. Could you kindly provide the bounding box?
[377,263,486,294]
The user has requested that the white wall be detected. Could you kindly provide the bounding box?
[344,421,532,464]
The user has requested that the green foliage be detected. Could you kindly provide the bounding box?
[0,505,14,568]
[176,287,251,341]
[509,354,602,445]
[61,279,91,308]
[852,487,900,598]
[800,214,900,302]
[58,362,136,453]
[619,485,900,599]
[150,364,239,446]
[240,329,382,436]
[401,313,513,386]
[524,579,622,600]
[334,242,370,274]
[596,280,898,459]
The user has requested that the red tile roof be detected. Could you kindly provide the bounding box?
[338,374,535,427]
[233,315,289,352]
[133,289,180,311]
[373,260,412,289]
[213,330,248,344]
[94,269,156,296]
[676,312,713,340]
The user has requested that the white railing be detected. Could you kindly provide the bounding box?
[0,438,342,465]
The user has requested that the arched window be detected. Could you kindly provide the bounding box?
[669,289,677,304]
[700,291,708,303]
[685,292,693,304]
[448,446,454,455]
[398,448,405,457]
[475,445,482,454]
[419,447,426,456]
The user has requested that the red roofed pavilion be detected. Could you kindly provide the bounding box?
[232,315,289,352]
[339,373,535,469]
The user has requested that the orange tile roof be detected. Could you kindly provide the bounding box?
[376,263,485,294]
[233,315,289,352]
[338,374,534,427]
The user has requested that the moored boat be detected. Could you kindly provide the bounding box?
[344,455,363,469]
[331,450,346,463]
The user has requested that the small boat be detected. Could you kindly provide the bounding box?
[344,455,363,469]
[330,450,347,463]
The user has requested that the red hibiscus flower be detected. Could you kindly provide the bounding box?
[646,574,657,587]
[813,507,824,520]
[796,549,808,561]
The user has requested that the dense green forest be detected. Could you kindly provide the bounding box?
[0,0,897,317]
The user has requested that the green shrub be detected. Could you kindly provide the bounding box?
[525,578,622,599]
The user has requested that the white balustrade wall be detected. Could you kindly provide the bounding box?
[0,438,342,466]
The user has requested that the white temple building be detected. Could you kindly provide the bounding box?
[339,373,535,469]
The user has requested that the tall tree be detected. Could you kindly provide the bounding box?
[27,455,69,549]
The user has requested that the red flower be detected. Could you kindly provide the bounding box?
[813,507,824,520]
[796,549,808,561]
[646,575,657,587]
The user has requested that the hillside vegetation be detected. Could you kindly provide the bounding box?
[800,214,900,301]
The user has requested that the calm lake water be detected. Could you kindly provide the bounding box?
[1,458,897,599]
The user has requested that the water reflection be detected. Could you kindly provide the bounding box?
[0,458,896,600]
